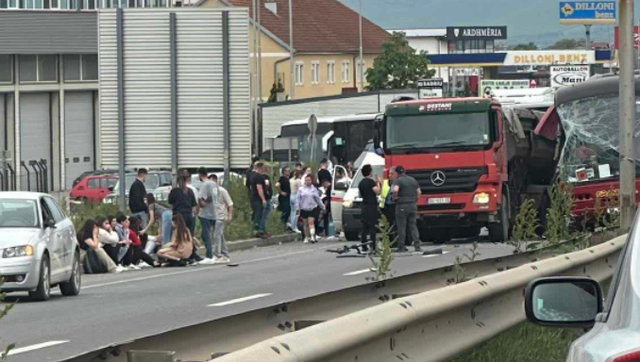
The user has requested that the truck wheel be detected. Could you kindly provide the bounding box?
[344,231,359,241]
[489,195,510,243]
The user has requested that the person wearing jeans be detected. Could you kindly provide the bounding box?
[208,174,234,264]
[391,166,422,252]
[251,162,272,238]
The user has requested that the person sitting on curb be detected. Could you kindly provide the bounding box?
[157,214,194,267]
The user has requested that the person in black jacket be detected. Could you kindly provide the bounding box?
[169,175,200,262]
[129,168,149,225]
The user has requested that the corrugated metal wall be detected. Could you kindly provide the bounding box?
[99,8,250,170]
[0,12,97,54]
[260,90,418,149]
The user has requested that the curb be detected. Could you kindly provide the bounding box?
[195,233,301,254]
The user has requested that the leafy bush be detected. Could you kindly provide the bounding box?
[544,179,575,244]
[511,198,540,253]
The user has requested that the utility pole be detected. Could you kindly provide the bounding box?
[252,0,259,157]
[584,24,592,51]
[619,0,636,230]
[288,0,294,100]
[358,0,364,92]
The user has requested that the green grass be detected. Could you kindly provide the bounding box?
[450,322,584,362]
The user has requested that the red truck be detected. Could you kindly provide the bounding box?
[375,97,557,242]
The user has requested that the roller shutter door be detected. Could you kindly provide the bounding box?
[20,93,51,192]
[65,92,95,190]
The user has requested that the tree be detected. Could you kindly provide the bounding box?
[510,42,538,50]
[547,38,586,50]
[366,32,435,91]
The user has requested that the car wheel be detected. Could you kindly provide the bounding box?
[344,231,359,241]
[29,256,51,302]
[60,252,81,297]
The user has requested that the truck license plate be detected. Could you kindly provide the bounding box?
[428,197,450,205]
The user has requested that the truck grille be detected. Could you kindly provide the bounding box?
[406,167,487,195]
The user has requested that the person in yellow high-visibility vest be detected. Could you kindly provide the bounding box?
[379,167,398,243]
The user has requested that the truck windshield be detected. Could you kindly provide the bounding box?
[386,112,491,150]
[556,94,640,183]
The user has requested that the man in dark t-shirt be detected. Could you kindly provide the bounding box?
[250,162,272,238]
[129,168,149,225]
[276,167,292,230]
[317,159,333,236]
[392,165,422,252]
[358,164,381,252]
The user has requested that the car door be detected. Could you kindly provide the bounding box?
[331,165,349,233]
[86,177,101,202]
[44,197,74,282]
[39,198,64,282]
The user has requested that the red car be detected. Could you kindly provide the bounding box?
[70,174,118,202]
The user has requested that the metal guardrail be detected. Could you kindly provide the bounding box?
[64,231,623,362]
[213,235,626,362]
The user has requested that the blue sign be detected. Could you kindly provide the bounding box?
[559,1,617,24]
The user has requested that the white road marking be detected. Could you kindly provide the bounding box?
[83,246,334,290]
[207,293,272,307]
[423,251,451,258]
[5,341,69,356]
[343,268,376,276]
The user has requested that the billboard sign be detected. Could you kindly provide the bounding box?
[417,78,444,99]
[446,26,508,40]
[479,80,530,97]
[550,65,590,87]
[614,26,640,49]
[559,1,617,25]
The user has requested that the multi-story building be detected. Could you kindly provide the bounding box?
[198,0,390,100]
[0,1,188,192]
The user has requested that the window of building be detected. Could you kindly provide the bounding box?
[486,40,495,53]
[311,61,320,85]
[20,55,58,83]
[64,54,98,82]
[295,62,304,86]
[327,61,335,84]
[0,56,13,84]
[342,60,350,83]
[356,60,366,83]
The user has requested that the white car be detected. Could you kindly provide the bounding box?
[525,229,640,361]
[331,151,385,240]
[0,192,81,301]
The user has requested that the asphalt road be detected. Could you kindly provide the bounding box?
[1,237,518,362]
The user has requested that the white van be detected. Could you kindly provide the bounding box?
[331,151,385,241]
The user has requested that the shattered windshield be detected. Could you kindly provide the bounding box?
[557,94,640,183]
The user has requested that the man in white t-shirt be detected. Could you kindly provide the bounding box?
[210,174,234,264]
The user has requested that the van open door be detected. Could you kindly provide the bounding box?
[331,165,350,235]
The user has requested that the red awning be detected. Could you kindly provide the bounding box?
[535,105,560,141]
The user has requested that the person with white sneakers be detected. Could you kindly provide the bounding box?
[200,174,234,265]
[296,174,325,243]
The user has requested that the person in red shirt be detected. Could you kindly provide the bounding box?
[120,216,158,269]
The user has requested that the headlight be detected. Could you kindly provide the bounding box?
[342,200,354,209]
[473,192,490,205]
[3,245,34,258]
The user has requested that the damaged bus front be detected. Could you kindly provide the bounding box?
[536,74,640,221]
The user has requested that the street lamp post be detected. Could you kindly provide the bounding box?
[619,0,636,230]
[358,0,364,92]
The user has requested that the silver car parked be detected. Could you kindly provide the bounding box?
[525,228,640,361]
[0,192,81,301]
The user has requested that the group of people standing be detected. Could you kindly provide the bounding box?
[358,164,422,253]
[247,159,334,244]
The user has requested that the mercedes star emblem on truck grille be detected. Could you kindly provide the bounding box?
[431,171,446,186]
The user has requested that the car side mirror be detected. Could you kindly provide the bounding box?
[44,219,56,229]
[525,277,603,329]
[108,187,114,192]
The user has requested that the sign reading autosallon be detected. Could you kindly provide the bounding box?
[550,65,590,87]
[503,50,596,65]
[559,1,617,25]
[479,80,530,97]
[446,26,507,40]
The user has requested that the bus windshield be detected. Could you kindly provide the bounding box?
[556,94,640,183]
